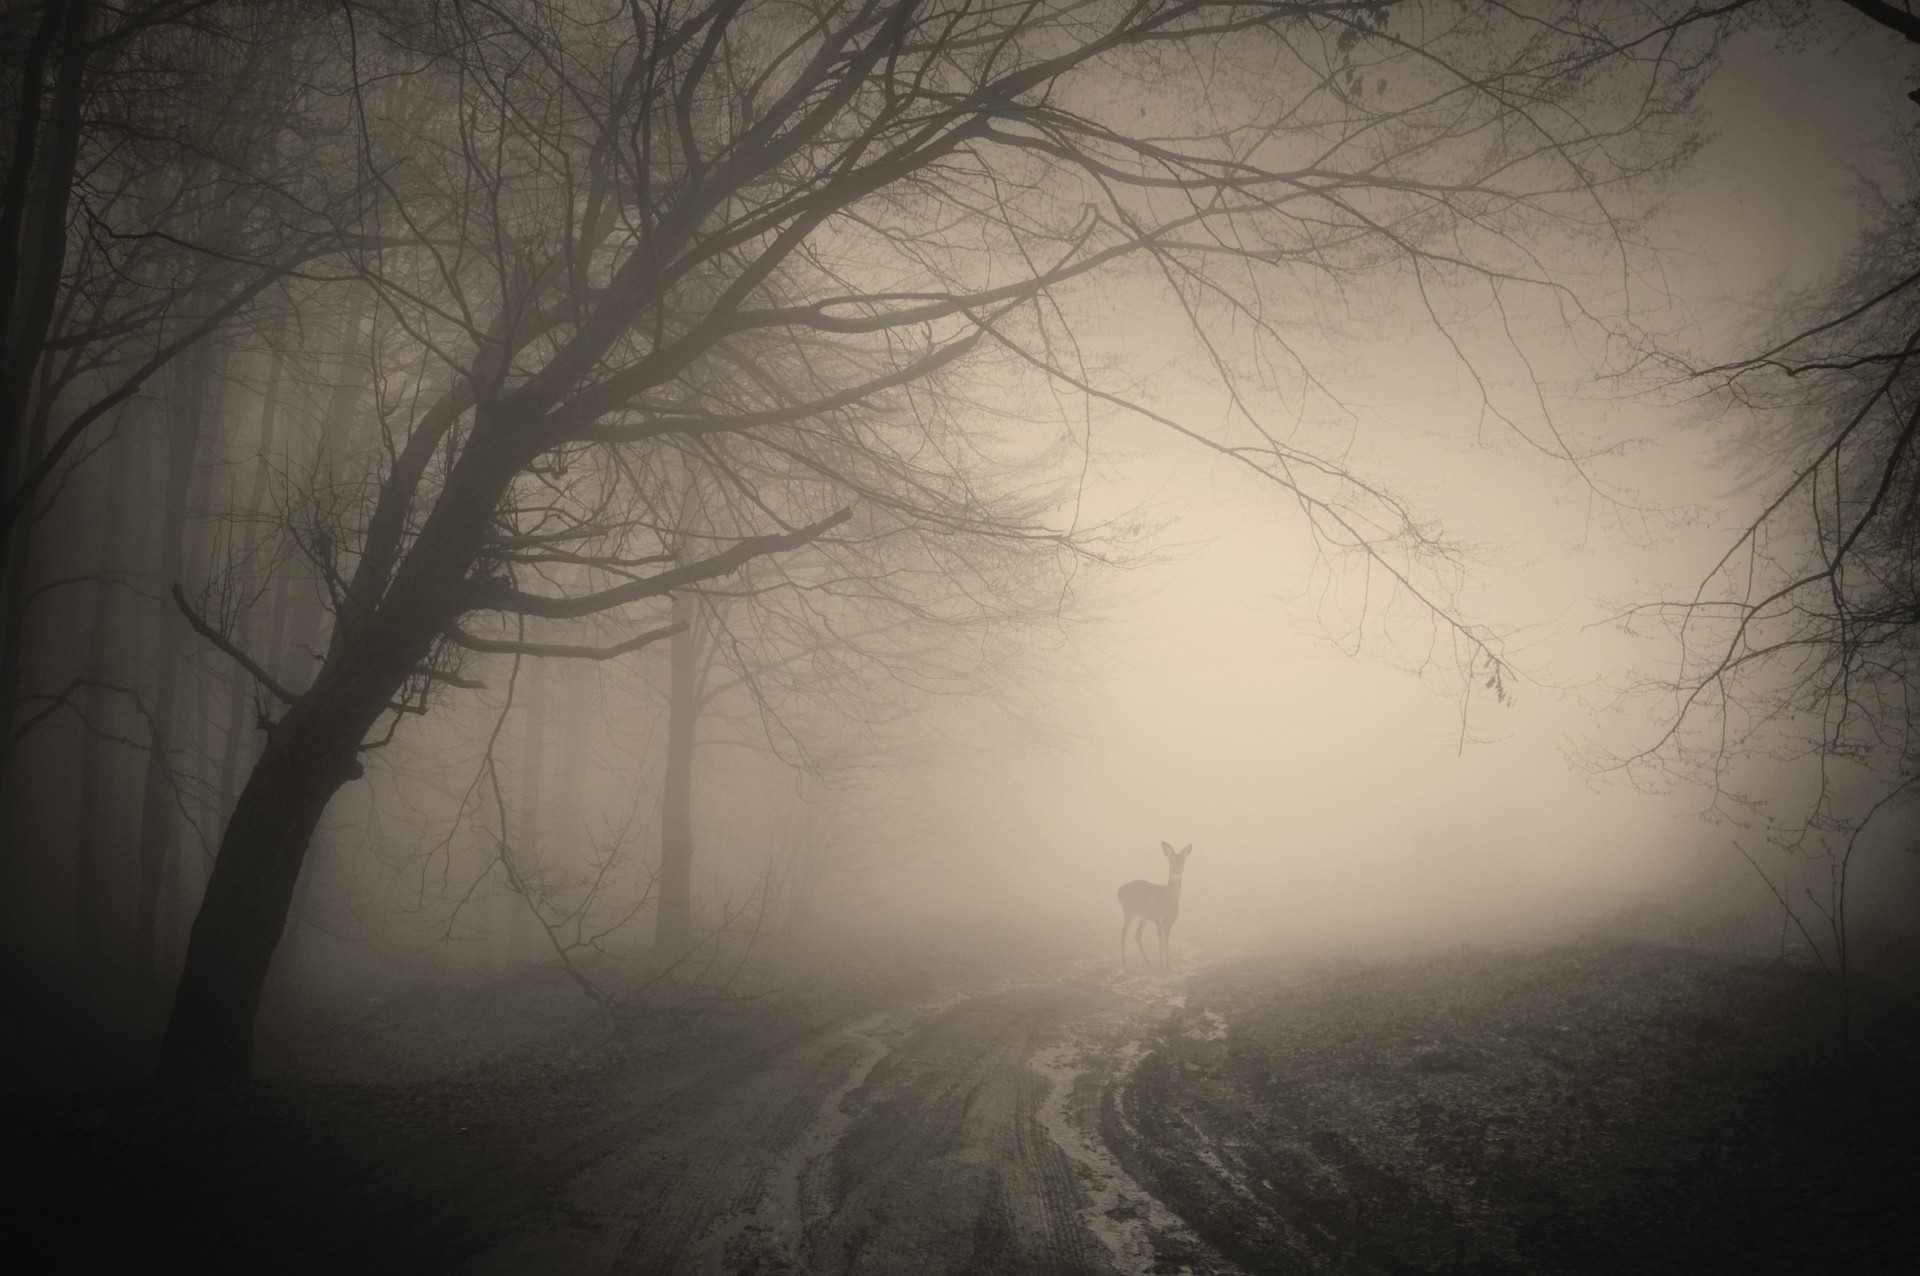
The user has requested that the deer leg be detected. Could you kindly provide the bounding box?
[1157,920,1171,972]
[1132,918,1152,967]
[1119,912,1132,967]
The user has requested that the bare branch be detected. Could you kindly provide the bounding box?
[171,582,297,706]
[471,508,853,620]
[443,621,687,661]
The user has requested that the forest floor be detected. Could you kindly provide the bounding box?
[1120,944,1920,1275]
[4,933,1917,1274]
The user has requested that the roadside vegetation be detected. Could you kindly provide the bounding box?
[1112,944,1920,1275]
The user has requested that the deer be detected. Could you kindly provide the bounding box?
[1119,842,1192,972]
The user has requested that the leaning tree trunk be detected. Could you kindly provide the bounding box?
[654,592,699,960]
[157,424,529,1082]
[158,390,838,1077]
[156,576,460,1081]
[155,679,375,1081]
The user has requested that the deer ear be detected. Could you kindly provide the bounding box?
[1161,841,1175,854]
[1182,844,1193,855]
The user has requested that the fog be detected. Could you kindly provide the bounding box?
[6,4,1919,1269]
[6,8,1916,1013]
[827,26,1920,959]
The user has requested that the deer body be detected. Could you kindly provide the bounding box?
[1119,842,1192,972]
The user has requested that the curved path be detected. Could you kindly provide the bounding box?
[452,962,1245,1276]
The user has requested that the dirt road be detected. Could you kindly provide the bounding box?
[22,944,1908,1274]
[448,961,1243,1276]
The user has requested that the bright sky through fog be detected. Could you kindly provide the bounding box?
[886,18,1920,942]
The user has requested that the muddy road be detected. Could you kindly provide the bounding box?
[441,961,1242,1276]
[24,944,1901,1273]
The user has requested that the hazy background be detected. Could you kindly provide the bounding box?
[5,6,1917,1030]
[851,25,1920,960]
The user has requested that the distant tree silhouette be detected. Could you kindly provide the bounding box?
[4,0,1744,1080]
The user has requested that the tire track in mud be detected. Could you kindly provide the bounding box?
[454,965,1246,1275]
[802,967,1246,1276]
[452,1015,883,1275]
[451,993,970,1275]
[1032,976,1249,1276]
[687,1004,932,1273]
[604,1032,864,1274]
[806,984,1108,1275]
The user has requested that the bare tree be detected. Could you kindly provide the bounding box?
[1607,5,1920,1022]
[76,0,1726,1080]
[2,5,355,771]
[630,335,1082,959]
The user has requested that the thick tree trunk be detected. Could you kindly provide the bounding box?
[155,686,371,1082]
[0,0,91,496]
[158,426,529,1081]
[654,593,699,959]
[266,798,324,1003]
[156,523,478,1081]
[0,384,49,776]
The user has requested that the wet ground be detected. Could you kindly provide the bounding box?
[7,946,1246,1275]
[1125,946,1920,1275]
[441,961,1239,1275]
[10,940,1915,1273]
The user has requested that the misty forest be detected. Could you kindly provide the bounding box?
[4,1,1919,1271]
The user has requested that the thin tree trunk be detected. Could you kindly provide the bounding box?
[282,568,329,695]
[655,592,699,959]
[133,347,210,973]
[510,652,546,970]
[73,416,136,956]
[276,294,371,696]
[555,660,587,863]
[171,352,233,971]
[216,348,285,817]
[262,570,294,682]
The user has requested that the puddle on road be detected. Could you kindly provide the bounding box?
[690,973,1244,1275]
[1029,1038,1233,1276]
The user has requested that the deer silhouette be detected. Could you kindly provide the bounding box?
[1119,842,1192,972]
